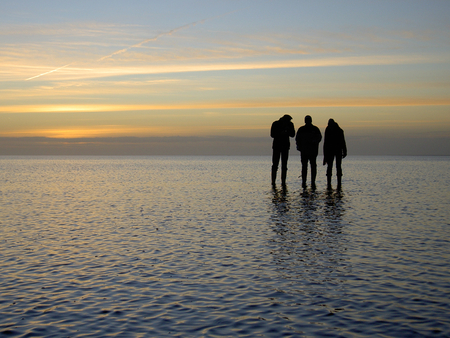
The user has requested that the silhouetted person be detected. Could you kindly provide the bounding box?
[271,114,295,186]
[295,115,322,189]
[323,119,347,189]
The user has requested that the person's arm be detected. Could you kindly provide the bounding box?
[341,130,347,158]
[288,122,295,138]
[295,128,301,150]
[314,127,322,144]
[323,128,329,165]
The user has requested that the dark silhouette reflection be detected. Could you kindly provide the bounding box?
[295,115,322,189]
[268,187,349,300]
[271,115,295,186]
[270,185,294,238]
[324,188,345,221]
[323,119,347,189]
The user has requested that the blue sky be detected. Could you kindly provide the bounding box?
[1,0,449,155]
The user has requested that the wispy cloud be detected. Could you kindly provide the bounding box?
[12,53,447,82]
[97,18,209,62]
[23,9,241,81]
[20,18,210,80]
[2,96,450,114]
[8,16,447,82]
[0,22,142,37]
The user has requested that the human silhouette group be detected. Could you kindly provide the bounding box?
[271,115,347,189]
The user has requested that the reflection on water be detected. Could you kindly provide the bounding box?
[323,189,345,221]
[271,186,346,226]
[1,156,449,337]
[268,186,350,313]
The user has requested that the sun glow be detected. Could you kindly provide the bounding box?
[1,127,166,139]
[1,1,449,155]
[2,97,450,115]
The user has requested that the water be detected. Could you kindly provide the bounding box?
[1,156,449,337]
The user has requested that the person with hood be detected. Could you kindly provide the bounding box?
[271,114,295,186]
[295,115,322,189]
[323,118,347,188]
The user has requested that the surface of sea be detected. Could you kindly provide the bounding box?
[1,155,449,337]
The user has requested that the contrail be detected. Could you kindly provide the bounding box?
[97,9,242,62]
[25,16,208,80]
[97,18,209,62]
[25,63,73,81]
[25,9,241,80]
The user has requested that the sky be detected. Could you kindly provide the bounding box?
[1,0,449,155]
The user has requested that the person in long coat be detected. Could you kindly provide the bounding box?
[323,118,347,188]
[271,114,295,186]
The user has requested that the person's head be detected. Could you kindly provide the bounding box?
[281,114,292,122]
[304,115,312,124]
[328,118,335,127]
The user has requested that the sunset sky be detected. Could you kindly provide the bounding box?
[1,0,449,155]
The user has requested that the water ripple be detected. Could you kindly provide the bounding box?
[1,156,449,337]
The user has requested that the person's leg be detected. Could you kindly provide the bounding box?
[281,149,289,186]
[326,156,335,188]
[336,154,343,188]
[310,155,317,188]
[271,149,281,185]
[300,153,308,188]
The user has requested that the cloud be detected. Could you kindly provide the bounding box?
[22,9,241,80]
[2,96,450,115]
[97,18,209,62]
[0,22,142,37]
[12,52,447,82]
[17,18,210,80]
[5,16,447,82]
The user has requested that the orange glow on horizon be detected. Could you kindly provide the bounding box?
[1,127,166,139]
[0,124,271,139]
[1,97,450,114]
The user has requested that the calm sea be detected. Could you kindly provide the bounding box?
[1,156,449,337]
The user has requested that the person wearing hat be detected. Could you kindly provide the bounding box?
[295,115,322,189]
[270,114,295,186]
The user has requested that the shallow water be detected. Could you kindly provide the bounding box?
[1,156,449,337]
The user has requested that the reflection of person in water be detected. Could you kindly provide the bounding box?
[324,189,345,222]
[323,119,347,189]
[295,115,322,189]
[271,115,295,186]
[269,184,347,288]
